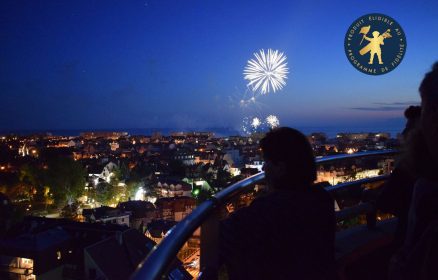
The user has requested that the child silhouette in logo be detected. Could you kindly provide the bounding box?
[359,29,391,64]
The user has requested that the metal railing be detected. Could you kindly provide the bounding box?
[131,150,398,280]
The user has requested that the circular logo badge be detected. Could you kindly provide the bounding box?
[344,13,407,75]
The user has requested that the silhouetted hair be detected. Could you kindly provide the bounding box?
[260,127,316,185]
[401,105,422,139]
[419,62,438,101]
[404,106,421,120]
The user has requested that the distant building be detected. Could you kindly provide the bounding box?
[47,139,77,148]
[88,162,119,184]
[145,219,178,244]
[109,141,119,151]
[336,133,370,141]
[18,143,38,158]
[336,132,391,142]
[117,201,156,230]
[151,132,163,142]
[372,132,391,140]
[82,206,130,227]
[172,150,195,166]
[223,148,243,168]
[83,229,188,280]
[240,167,259,178]
[380,158,395,175]
[194,154,216,165]
[316,169,347,185]
[0,217,191,280]
[155,179,192,198]
[155,197,196,222]
[80,131,128,140]
[309,132,327,144]
[187,132,214,140]
[245,160,264,172]
[0,226,71,280]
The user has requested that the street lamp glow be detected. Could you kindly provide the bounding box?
[135,187,145,200]
[193,189,200,196]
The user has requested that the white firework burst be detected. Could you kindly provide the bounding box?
[266,115,280,129]
[251,117,261,129]
[243,49,289,94]
[241,116,262,135]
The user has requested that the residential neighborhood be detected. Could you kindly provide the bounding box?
[0,130,398,279]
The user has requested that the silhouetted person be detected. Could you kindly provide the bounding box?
[377,105,421,245]
[390,63,438,280]
[220,127,336,280]
[406,63,438,245]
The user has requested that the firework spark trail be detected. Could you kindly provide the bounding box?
[229,87,267,112]
[243,49,289,95]
[266,115,280,129]
[239,96,256,107]
[241,117,251,135]
[239,88,257,108]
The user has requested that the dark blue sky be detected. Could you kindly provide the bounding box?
[1,0,437,132]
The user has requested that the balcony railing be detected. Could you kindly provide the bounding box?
[131,150,398,280]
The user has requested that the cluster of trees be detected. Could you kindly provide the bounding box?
[87,163,143,206]
[87,158,236,205]
[172,159,238,203]
[0,157,86,210]
[88,158,236,206]
[0,146,238,216]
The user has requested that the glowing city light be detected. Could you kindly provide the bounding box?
[135,187,145,200]
[266,115,280,129]
[243,49,289,94]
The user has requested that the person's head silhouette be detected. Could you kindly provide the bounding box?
[401,105,421,140]
[372,31,380,38]
[260,127,316,190]
[419,62,438,159]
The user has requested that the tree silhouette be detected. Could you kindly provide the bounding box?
[45,157,86,207]
[95,182,117,205]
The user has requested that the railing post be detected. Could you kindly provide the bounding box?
[200,208,220,280]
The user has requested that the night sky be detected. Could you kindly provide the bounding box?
[1,0,438,133]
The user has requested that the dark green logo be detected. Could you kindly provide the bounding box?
[345,13,407,75]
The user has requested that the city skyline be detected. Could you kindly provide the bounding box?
[1,0,437,132]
